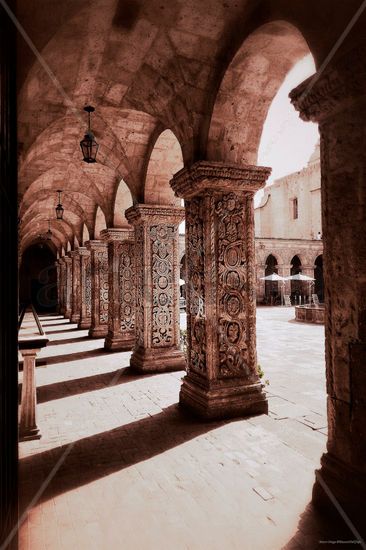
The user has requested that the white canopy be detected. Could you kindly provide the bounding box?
[260,273,285,282]
[286,273,315,281]
[179,278,185,286]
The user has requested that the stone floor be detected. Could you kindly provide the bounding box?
[18,308,356,549]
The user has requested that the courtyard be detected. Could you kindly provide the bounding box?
[17,307,351,550]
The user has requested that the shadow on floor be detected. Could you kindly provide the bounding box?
[40,347,115,365]
[36,367,156,403]
[46,335,92,346]
[19,404,228,510]
[282,502,363,549]
[45,327,79,335]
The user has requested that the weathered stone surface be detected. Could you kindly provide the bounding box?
[125,204,186,373]
[171,161,270,419]
[101,228,136,352]
[70,250,81,324]
[78,247,92,330]
[86,240,109,338]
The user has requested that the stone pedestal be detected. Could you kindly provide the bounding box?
[78,247,92,329]
[290,43,366,531]
[101,228,135,351]
[125,205,186,373]
[171,161,271,419]
[86,240,109,338]
[70,250,81,324]
[64,256,73,319]
[19,348,41,441]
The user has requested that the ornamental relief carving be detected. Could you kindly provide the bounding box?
[134,227,144,345]
[118,241,135,333]
[215,192,250,378]
[85,256,92,316]
[150,224,175,347]
[186,198,206,373]
[97,249,109,324]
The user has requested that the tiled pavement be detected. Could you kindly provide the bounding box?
[18,308,355,550]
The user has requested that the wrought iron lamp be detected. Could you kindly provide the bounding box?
[80,105,99,163]
[55,189,64,220]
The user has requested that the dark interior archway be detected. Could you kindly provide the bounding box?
[314,255,324,302]
[19,244,57,313]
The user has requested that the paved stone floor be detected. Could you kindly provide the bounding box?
[18,308,356,549]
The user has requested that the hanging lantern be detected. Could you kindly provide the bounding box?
[46,219,53,240]
[55,189,64,220]
[80,105,99,163]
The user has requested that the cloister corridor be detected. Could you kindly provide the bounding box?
[19,307,352,550]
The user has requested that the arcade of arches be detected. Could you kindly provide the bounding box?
[4,0,366,546]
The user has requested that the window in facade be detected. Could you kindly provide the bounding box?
[292,198,298,219]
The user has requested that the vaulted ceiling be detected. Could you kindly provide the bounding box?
[17,0,365,255]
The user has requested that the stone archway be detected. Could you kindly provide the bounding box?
[264,254,279,304]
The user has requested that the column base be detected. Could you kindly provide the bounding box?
[179,374,268,420]
[312,453,366,536]
[65,309,72,319]
[78,318,91,330]
[130,346,186,374]
[70,314,80,324]
[104,332,135,352]
[19,426,41,442]
[89,325,108,338]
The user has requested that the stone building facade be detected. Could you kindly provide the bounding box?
[254,143,323,303]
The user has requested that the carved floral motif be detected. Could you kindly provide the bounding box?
[85,255,92,317]
[186,198,206,373]
[96,249,109,324]
[150,224,175,347]
[119,241,135,333]
[216,192,250,378]
[134,225,144,345]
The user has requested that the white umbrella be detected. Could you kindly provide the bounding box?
[260,273,285,281]
[179,278,185,286]
[286,273,314,281]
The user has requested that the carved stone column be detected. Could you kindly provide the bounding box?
[64,255,73,319]
[125,205,186,373]
[101,228,135,351]
[55,260,61,314]
[290,43,366,528]
[70,250,81,324]
[86,240,109,338]
[171,161,271,419]
[57,259,65,315]
[78,247,92,329]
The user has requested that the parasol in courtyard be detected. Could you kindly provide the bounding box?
[285,273,314,281]
[179,278,185,286]
[260,273,285,281]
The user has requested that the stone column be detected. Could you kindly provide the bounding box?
[78,247,92,329]
[277,264,292,299]
[125,205,186,373]
[70,250,81,324]
[171,161,271,419]
[64,255,73,319]
[19,348,41,441]
[290,44,366,527]
[86,240,109,338]
[55,260,61,314]
[255,263,266,304]
[57,259,65,315]
[101,228,135,351]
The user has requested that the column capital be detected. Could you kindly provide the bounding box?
[63,256,72,264]
[170,161,271,199]
[77,246,90,257]
[290,43,366,123]
[100,227,134,242]
[125,204,184,226]
[85,239,107,251]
